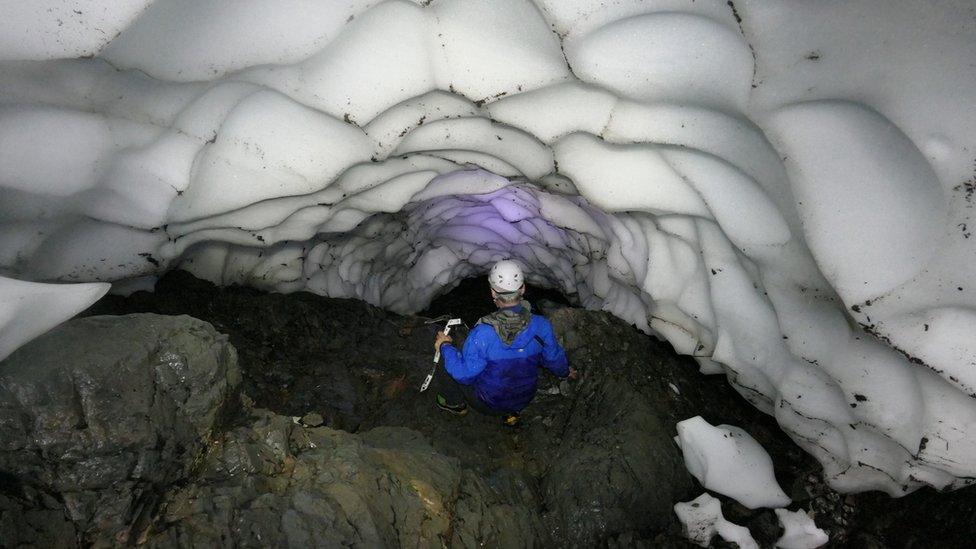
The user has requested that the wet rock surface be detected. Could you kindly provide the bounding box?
[1,270,974,547]
[151,413,544,547]
[0,314,240,546]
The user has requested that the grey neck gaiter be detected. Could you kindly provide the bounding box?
[479,300,532,345]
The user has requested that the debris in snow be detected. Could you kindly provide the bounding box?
[674,492,758,548]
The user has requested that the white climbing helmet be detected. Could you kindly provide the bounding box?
[489,260,524,293]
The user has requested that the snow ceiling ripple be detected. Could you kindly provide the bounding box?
[2,0,976,495]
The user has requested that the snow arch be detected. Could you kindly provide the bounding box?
[2,0,976,496]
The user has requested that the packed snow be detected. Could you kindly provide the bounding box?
[774,508,829,549]
[0,276,108,365]
[674,492,827,548]
[675,416,791,509]
[673,492,758,549]
[2,0,976,496]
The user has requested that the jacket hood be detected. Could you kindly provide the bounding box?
[478,300,534,346]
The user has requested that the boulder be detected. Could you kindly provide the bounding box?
[542,376,693,544]
[150,412,541,547]
[0,314,240,546]
[541,308,695,544]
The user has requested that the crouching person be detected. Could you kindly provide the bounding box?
[433,260,576,426]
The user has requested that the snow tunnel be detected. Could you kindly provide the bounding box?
[1,0,976,545]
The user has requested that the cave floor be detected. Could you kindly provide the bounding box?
[75,270,976,548]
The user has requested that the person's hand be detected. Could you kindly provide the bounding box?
[434,332,453,351]
[567,368,579,381]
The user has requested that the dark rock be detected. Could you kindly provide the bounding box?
[0,314,240,546]
[150,411,541,547]
[541,374,692,544]
[78,273,704,546]
[71,271,976,547]
[746,509,783,546]
[83,270,403,430]
[300,412,324,427]
[539,308,695,544]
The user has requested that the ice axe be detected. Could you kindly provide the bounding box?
[420,317,462,392]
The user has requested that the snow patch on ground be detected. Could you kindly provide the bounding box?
[674,492,758,549]
[675,416,791,509]
[774,508,829,549]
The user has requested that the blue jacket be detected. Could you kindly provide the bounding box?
[442,314,569,412]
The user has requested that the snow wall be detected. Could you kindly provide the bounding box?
[2,0,976,496]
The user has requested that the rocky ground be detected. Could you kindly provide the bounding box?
[0,271,973,547]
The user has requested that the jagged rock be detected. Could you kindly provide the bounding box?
[0,314,240,546]
[150,411,541,547]
[540,308,695,544]
[541,375,692,544]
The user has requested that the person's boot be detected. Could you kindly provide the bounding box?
[502,413,520,427]
[436,394,468,416]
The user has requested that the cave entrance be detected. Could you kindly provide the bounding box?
[418,275,574,328]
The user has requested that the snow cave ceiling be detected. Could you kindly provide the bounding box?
[2,0,976,496]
